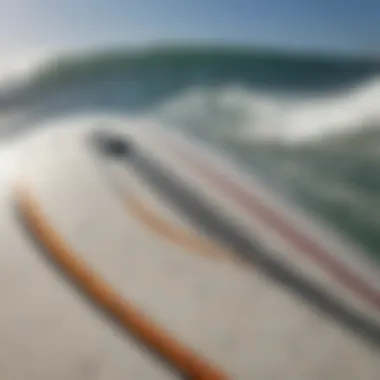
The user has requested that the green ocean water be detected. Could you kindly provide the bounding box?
[1,46,380,260]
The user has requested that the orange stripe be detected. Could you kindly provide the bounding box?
[124,191,243,267]
[15,183,230,380]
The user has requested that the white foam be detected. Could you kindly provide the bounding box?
[155,76,380,144]
[0,51,52,93]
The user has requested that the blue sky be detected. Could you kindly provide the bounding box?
[0,0,379,63]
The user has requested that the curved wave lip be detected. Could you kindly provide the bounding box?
[0,45,378,112]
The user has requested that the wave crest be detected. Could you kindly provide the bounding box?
[155,76,380,144]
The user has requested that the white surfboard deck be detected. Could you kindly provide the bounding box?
[0,116,378,379]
